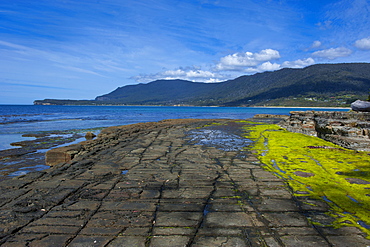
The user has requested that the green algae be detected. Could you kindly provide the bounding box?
[197,122,225,129]
[243,122,370,238]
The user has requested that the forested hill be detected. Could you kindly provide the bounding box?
[34,63,370,107]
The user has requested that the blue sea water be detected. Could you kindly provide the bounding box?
[0,105,350,151]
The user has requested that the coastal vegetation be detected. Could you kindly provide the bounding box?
[34,63,370,107]
[243,121,370,238]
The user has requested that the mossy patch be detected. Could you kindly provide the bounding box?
[243,122,370,238]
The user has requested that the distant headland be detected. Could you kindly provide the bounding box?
[34,63,370,107]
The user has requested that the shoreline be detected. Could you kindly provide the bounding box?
[4,103,352,109]
[0,106,353,180]
[249,106,351,109]
[1,118,369,246]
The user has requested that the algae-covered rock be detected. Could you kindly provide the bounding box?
[244,121,370,238]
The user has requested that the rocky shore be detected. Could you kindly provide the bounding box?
[0,118,369,246]
[280,111,370,151]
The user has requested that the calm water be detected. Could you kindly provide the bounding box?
[0,105,349,150]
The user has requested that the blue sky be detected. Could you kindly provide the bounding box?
[1,0,370,104]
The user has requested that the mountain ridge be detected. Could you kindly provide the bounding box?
[34,63,370,107]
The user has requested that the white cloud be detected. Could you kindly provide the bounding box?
[215,49,280,71]
[132,68,229,83]
[244,58,316,73]
[258,61,281,71]
[312,47,352,60]
[311,41,322,48]
[354,37,370,50]
[133,56,318,84]
[282,58,315,68]
[244,62,281,74]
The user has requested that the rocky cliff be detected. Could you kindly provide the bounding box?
[281,111,370,152]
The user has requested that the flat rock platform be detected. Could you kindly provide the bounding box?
[0,119,369,246]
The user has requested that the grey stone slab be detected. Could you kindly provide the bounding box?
[280,235,329,247]
[140,190,161,199]
[59,200,100,211]
[162,187,213,199]
[67,236,113,247]
[2,241,32,247]
[155,212,202,227]
[260,189,292,199]
[319,226,364,235]
[257,198,299,212]
[204,212,253,227]
[100,201,157,211]
[30,217,84,226]
[208,203,243,212]
[192,236,248,247]
[153,227,195,236]
[108,236,146,247]
[79,226,122,235]
[158,202,204,212]
[27,235,71,247]
[263,237,281,247]
[87,211,154,228]
[277,227,320,236]
[150,235,190,247]
[326,235,370,247]
[197,227,243,236]
[122,227,151,236]
[20,225,80,234]
[213,188,238,198]
[263,212,310,227]
[45,210,88,218]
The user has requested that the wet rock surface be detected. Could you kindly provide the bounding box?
[0,129,103,180]
[0,119,369,246]
[0,132,86,180]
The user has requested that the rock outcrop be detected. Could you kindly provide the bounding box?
[281,111,370,152]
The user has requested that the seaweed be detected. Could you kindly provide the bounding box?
[243,122,370,238]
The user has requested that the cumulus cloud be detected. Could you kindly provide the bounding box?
[132,53,317,84]
[354,37,370,50]
[132,68,228,83]
[282,58,315,68]
[215,49,280,71]
[244,58,315,73]
[258,61,281,71]
[312,47,352,60]
[243,62,281,74]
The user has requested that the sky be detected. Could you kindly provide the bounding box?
[1,0,370,104]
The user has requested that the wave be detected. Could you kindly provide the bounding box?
[0,116,86,125]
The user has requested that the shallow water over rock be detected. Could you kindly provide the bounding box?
[187,123,252,152]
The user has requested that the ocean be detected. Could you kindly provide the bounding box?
[0,105,350,151]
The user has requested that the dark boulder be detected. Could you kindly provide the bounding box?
[351,100,370,112]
